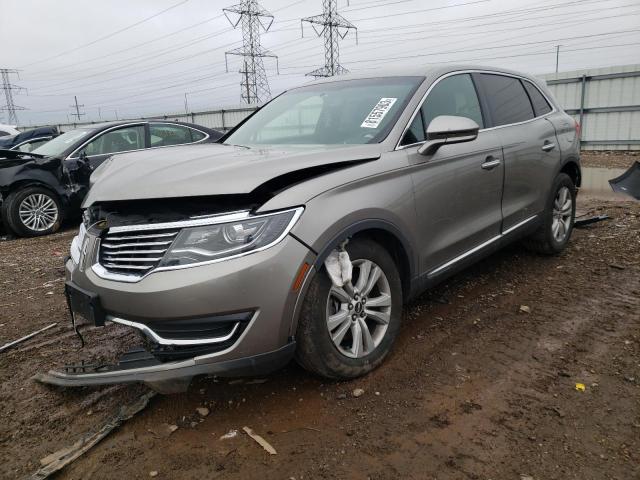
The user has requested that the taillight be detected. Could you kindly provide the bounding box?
[575,119,581,139]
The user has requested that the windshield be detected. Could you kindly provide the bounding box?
[225,76,423,146]
[31,129,92,157]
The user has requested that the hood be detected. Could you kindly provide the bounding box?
[83,143,382,206]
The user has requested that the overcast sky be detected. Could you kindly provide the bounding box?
[2,0,639,126]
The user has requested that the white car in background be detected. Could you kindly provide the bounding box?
[0,124,20,137]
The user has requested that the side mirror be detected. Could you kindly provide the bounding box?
[418,115,480,156]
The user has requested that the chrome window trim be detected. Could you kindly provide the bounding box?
[9,136,53,151]
[395,69,557,151]
[66,121,211,160]
[91,207,304,283]
[109,316,240,346]
[427,214,537,277]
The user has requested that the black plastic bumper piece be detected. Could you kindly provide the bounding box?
[33,341,296,394]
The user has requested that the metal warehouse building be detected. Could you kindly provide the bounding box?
[542,64,640,151]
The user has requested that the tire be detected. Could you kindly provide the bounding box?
[295,237,403,380]
[524,173,576,255]
[1,186,62,237]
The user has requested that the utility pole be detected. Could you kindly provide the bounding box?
[302,0,357,77]
[223,0,278,105]
[0,68,26,125]
[69,95,85,121]
[184,93,189,114]
[555,45,561,73]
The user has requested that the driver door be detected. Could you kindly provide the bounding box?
[65,124,147,197]
[402,73,504,277]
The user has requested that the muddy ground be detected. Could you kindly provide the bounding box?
[1,193,639,479]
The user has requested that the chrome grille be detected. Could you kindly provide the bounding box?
[99,228,179,275]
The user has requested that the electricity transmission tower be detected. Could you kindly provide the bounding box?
[223,0,278,105]
[0,69,26,125]
[69,95,85,121]
[301,0,357,78]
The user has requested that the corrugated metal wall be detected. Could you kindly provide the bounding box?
[24,107,258,134]
[542,64,640,151]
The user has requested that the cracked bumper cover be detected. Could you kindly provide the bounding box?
[36,234,315,391]
[33,342,296,392]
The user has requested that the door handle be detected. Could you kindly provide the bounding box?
[542,142,556,152]
[481,156,501,170]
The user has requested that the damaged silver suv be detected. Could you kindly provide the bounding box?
[39,66,581,393]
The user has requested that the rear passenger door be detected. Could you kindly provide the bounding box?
[401,73,504,276]
[473,73,561,232]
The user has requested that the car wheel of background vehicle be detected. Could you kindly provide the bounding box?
[295,238,402,380]
[2,187,62,237]
[524,173,576,255]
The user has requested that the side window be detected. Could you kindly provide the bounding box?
[150,124,195,147]
[476,74,534,126]
[400,111,425,146]
[522,80,552,117]
[190,129,206,142]
[422,74,484,130]
[82,125,145,156]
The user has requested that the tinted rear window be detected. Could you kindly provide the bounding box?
[523,80,552,116]
[476,74,534,126]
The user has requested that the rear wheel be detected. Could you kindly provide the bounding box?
[295,238,402,379]
[524,173,576,255]
[2,186,62,237]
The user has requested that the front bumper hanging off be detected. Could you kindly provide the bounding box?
[33,342,296,394]
[34,278,297,394]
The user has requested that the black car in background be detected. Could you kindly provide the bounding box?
[0,127,58,153]
[0,120,223,237]
[0,127,59,153]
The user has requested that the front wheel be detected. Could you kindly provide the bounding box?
[2,186,62,237]
[524,173,576,255]
[295,238,403,380]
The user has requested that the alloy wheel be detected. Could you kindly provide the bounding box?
[326,258,392,358]
[18,193,59,232]
[552,186,572,242]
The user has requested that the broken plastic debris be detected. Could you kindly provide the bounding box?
[519,305,531,314]
[575,383,586,392]
[243,426,277,455]
[324,249,352,287]
[219,429,238,440]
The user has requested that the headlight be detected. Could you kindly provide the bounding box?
[158,207,303,268]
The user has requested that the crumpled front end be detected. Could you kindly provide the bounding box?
[36,205,316,393]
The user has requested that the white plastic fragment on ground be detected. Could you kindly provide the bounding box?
[324,249,352,287]
[219,429,238,440]
[242,426,277,455]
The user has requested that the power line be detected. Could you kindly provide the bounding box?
[0,69,26,125]
[224,0,278,104]
[302,0,358,77]
[20,0,192,68]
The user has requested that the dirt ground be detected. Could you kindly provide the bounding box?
[1,192,639,479]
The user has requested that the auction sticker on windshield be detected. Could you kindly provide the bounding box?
[361,98,397,129]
